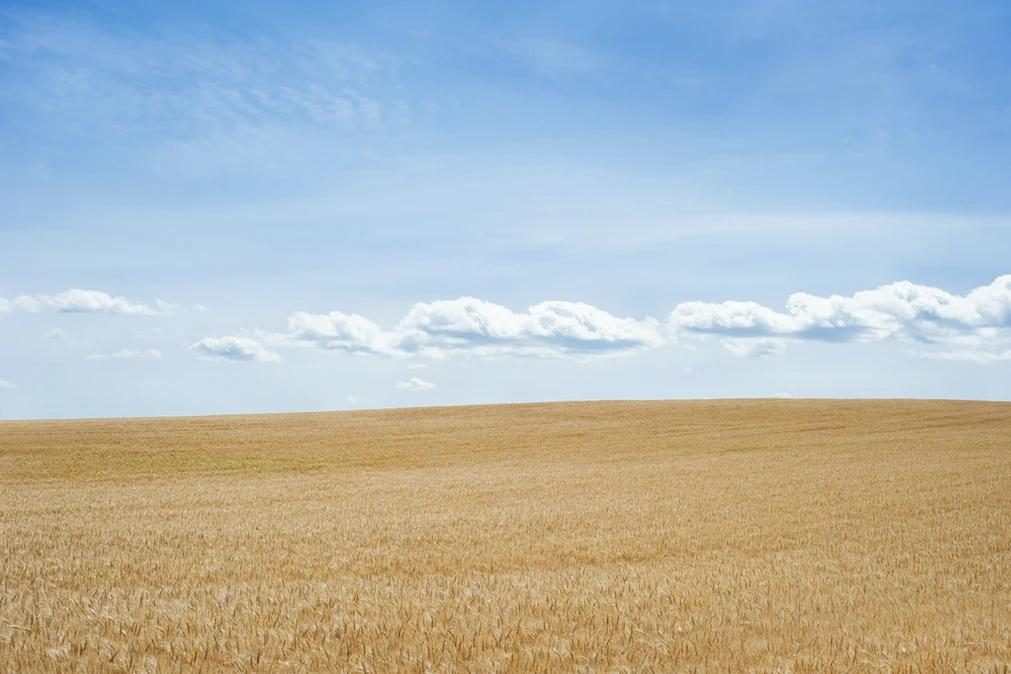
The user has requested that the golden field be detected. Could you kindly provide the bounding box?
[1,399,1009,673]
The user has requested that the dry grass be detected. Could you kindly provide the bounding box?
[1,399,1009,673]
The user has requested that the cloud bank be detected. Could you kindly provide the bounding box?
[671,276,1011,342]
[671,275,1011,360]
[193,276,1011,365]
[280,297,663,360]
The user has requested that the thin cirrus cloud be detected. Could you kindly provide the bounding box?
[281,297,664,359]
[190,336,281,363]
[670,275,1011,359]
[395,377,436,392]
[2,289,162,316]
[720,337,787,358]
[88,349,163,361]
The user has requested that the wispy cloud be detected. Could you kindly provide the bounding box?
[88,348,162,361]
[497,37,601,76]
[395,377,435,392]
[721,337,787,358]
[910,348,1011,364]
[190,336,280,362]
[0,378,17,390]
[1,11,397,141]
[5,289,162,315]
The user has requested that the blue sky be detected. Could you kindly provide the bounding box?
[2,0,1010,418]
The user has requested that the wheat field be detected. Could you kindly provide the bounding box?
[1,399,1009,673]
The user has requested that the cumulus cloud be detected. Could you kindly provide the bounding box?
[190,336,280,362]
[285,310,394,354]
[0,378,16,390]
[283,297,664,360]
[396,298,662,357]
[198,277,1011,366]
[395,377,436,392]
[671,275,1011,360]
[6,289,162,315]
[88,348,163,361]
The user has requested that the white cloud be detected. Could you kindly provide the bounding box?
[281,297,663,360]
[721,337,787,358]
[202,277,1011,367]
[407,362,430,370]
[395,377,436,392]
[88,348,162,361]
[11,289,160,315]
[0,298,10,314]
[45,328,66,340]
[671,275,1011,360]
[285,310,394,354]
[154,298,178,315]
[190,336,280,362]
[910,348,1011,364]
[0,378,16,390]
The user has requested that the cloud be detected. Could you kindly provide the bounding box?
[190,336,280,362]
[395,377,436,392]
[11,289,160,315]
[88,348,162,361]
[910,348,1011,364]
[1,11,395,154]
[45,328,66,340]
[498,37,601,76]
[671,275,1011,358]
[721,337,787,358]
[0,378,16,390]
[280,297,663,360]
[285,310,394,354]
[398,297,664,358]
[154,298,178,315]
[207,277,1011,366]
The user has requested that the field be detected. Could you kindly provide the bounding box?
[1,399,1009,673]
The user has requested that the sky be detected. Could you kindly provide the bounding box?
[2,0,1011,419]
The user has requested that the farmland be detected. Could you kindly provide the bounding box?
[1,399,1009,672]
